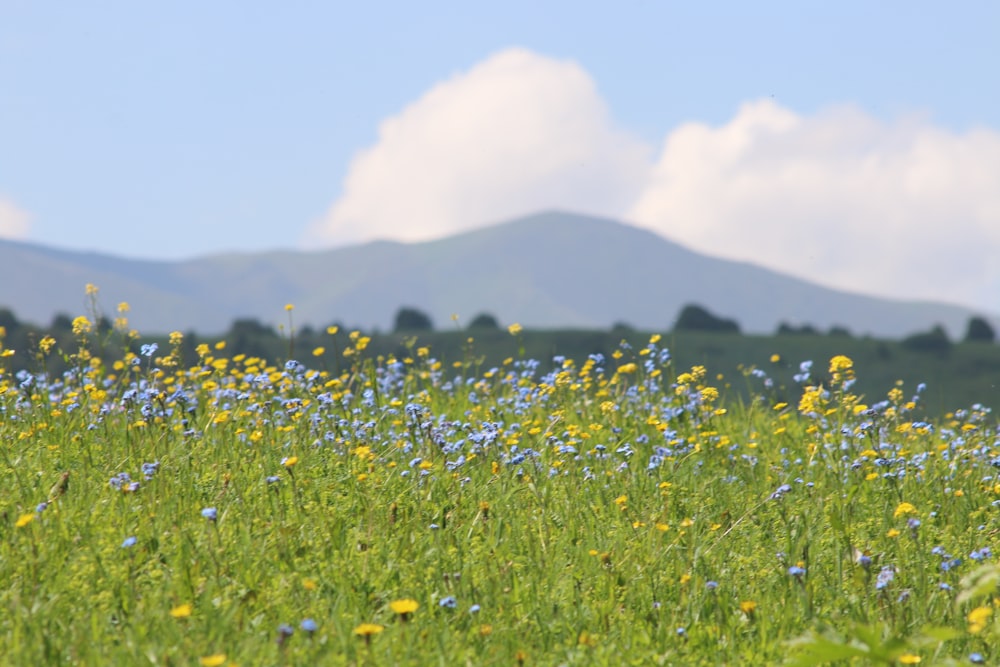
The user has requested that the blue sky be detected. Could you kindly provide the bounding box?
[2,2,999,311]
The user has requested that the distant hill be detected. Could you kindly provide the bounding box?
[0,211,994,337]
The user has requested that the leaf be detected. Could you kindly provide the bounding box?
[956,564,1000,606]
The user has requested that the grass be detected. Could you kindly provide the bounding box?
[1,319,999,665]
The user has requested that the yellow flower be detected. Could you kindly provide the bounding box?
[285,303,294,311]
[614,495,628,506]
[71,316,93,335]
[617,363,637,374]
[893,502,917,518]
[390,599,419,615]
[968,606,992,633]
[200,655,227,667]
[282,456,299,468]
[302,578,318,591]
[85,283,99,295]
[507,323,522,336]
[15,513,34,528]
[898,654,921,665]
[326,325,339,335]
[770,353,781,363]
[829,355,853,373]
[353,622,384,637]
[886,528,901,538]
[312,347,325,357]
[740,600,758,614]
[170,603,193,618]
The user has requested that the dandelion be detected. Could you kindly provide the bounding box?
[968,606,992,633]
[390,599,419,620]
[199,655,226,667]
[15,513,34,528]
[353,623,384,644]
[281,456,298,468]
[507,323,522,336]
[170,604,193,618]
[740,600,757,615]
[898,655,920,665]
[893,502,918,518]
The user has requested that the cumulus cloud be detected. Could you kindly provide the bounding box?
[629,100,1000,311]
[0,196,31,239]
[309,48,1000,312]
[306,48,649,245]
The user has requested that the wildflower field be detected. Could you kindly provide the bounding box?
[2,307,1000,665]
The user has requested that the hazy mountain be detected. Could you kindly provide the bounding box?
[0,211,993,338]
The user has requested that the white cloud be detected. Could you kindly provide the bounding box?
[0,196,31,239]
[306,48,649,245]
[308,48,1000,313]
[629,100,1000,311]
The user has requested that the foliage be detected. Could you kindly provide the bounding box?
[674,303,741,333]
[964,317,996,344]
[2,297,1000,664]
[393,306,434,332]
[467,312,500,330]
[902,324,953,354]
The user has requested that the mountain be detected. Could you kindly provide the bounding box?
[0,211,993,338]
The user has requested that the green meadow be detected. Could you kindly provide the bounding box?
[2,309,999,665]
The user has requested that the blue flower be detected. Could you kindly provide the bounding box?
[788,565,806,578]
[121,536,137,548]
[439,596,457,609]
[140,343,158,357]
[300,618,318,633]
[705,581,719,590]
[201,507,218,521]
[469,604,481,614]
[875,566,895,590]
[970,653,985,665]
[266,475,281,485]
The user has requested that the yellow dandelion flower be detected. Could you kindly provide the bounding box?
[312,346,325,356]
[282,456,299,468]
[285,303,294,311]
[507,323,522,336]
[170,603,193,618]
[968,606,992,633]
[886,528,901,538]
[200,655,227,667]
[15,513,34,528]
[390,599,419,615]
[740,600,757,614]
[893,502,917,518]
[353,622,384,637]
[769,353,780,363]
[898,654,920,665]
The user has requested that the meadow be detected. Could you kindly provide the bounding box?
[2,304,999,665]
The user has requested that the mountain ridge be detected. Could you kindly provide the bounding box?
[0,210,993,337]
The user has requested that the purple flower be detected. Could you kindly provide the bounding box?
[121,536,137,548]
[201,507,218,521]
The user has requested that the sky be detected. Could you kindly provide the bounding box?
[2,2,999,313]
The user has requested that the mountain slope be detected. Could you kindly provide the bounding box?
[0,211,992,337]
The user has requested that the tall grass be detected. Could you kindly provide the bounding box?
[1,315,997,665]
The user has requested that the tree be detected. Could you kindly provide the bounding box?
[964,316,996,343]
[468,313,500,330]
[393,307,433,332]
[901,324,952,353]
[673,304,741,334]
